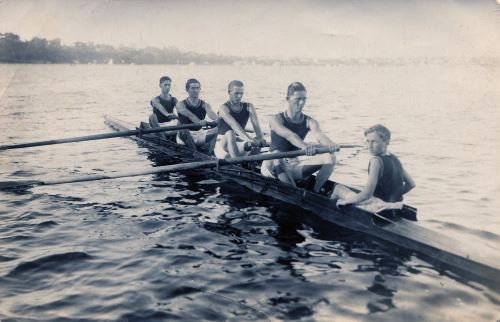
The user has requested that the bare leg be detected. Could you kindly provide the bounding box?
[206,134,217,156]
[225,130,240,158]
[330,184,342,199]
[330,183,355,200]
[314,154,336,192]
[275,159,297,187]
[149,113,159,128]
[300,154,336,193]
[204,128,218,156]
[178,129,197,151]
[314,164,334,192]
[149,114,167,139]
[214,134,228,159]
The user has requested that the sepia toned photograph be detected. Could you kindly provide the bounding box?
[0,0,499,321]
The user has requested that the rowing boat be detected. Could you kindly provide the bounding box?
[104,115,500,288]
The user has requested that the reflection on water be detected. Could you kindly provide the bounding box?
[0,64,499,321]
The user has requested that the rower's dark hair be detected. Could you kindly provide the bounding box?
[365,124,391,143]
[228,80,244,93]
[286,82,307,99]
[159,76,171,84]
[185,78,200,91]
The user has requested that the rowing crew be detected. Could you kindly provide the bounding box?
[148,76,415,208]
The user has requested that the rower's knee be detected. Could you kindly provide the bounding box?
[273,159,289,176]
[206,132,218,144]
[149,114,159,127]
[331,184,341,199]
[224,130,236,142]
[178,129,194,145]
[327,153,336,165]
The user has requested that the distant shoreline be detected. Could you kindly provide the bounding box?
[0,59,497,67]
[1,32,498,67]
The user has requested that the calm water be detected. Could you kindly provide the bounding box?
[0,64,499,321]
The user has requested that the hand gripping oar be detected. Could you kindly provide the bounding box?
[0,145,360,190]
[0,121,218,151]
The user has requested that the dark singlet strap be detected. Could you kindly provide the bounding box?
[179,99,206,124]
[218,102,249,135]
[270,112,309,152]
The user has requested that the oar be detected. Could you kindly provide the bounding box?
[0,145,359,190]
[0,121,218,151]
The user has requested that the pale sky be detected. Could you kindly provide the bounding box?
[1,0,499,59]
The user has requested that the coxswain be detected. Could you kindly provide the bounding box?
[332,124,415,208]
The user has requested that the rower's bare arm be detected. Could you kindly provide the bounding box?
[204,103,219,121]
[339,158,380,205]
[248,104,265,140]
[151,97,174,118]
[219,104,251,140]
[401,168,416,195]
[176,101,201,123]
[308,118,335,146]
[269,115,307,149]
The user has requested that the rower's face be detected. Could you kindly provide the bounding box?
[187,83,201,98]
[229,86,244,103]
[288,90,307,113]
[365,132,387,156]
[160,80,171,94]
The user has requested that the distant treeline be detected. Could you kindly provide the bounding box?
[1,32,498,67]
[0,32,240,65]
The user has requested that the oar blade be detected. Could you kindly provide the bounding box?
[0,180,41,190]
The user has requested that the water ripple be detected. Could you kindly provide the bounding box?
[6,252,93,278]
[0,64,499,321]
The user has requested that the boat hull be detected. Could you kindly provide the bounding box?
[104,115,500,289]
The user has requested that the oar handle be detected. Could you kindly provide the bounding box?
[219,145,357,165]
[337,144,363,149]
